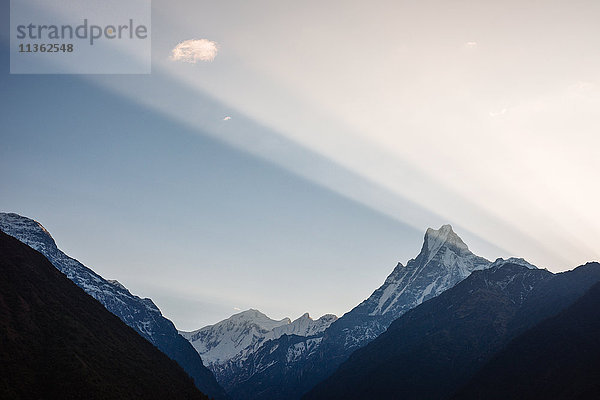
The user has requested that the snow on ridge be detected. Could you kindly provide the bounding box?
[181,310,337,367]
[0,212,57,253]
[182,309,291,339]
[425,224,469,259]
[107,279,128,291]
[369,224,491,316]
[490,257,538,270]
[425,224,452,254]
[273,313,338,338]
[0,212,166,341]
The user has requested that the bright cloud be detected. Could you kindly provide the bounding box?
[170,39,218,63]
[489,108,507,117]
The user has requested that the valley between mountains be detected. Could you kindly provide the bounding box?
[1,211,599,399]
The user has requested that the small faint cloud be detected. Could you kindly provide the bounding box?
[223,116,232,121]
[170,39,218,63]
[465,41,478,48]
[489,108,507,117]
[233,307,242,311]
[569,81,595,92]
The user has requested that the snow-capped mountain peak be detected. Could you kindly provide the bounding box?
[181,310,337,370]
[228,309,292,331]
[489,257,538,270]
[273,313,338,338]
[0,213,58,256]
[363,224,491,317]
[424,224,469,258]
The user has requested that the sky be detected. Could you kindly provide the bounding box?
[1,0,600,330]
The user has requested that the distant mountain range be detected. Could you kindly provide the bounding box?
[180,309,337,385]
[3,212,599,400]
[184,224,497,400]
[0,230,208,399]
[0,213,228,400]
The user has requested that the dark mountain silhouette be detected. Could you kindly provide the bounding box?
[221,225,491,400]
[454,275,600,400]
[0,212,228,400]
[0,230,208,400]
[304,261,600,400]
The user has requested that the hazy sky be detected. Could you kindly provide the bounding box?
[2,0,600,329]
